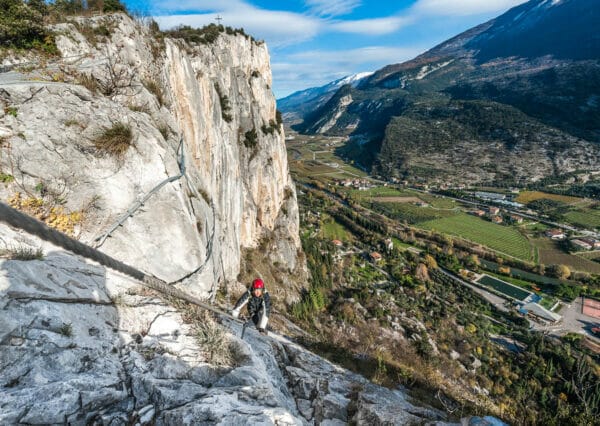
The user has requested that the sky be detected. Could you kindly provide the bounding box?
[122,0,528,98]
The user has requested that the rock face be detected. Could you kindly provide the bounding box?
[0,13,305,301]
[0,227,449,424]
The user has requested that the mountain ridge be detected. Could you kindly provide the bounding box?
[289,0,600,185]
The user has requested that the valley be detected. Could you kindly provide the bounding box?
[285,128,600,424]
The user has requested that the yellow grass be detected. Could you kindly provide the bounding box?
[515,191,583,205]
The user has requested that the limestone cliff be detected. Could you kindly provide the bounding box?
[0,13,305,303]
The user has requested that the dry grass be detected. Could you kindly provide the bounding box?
[515,191,583,205]
[0,245,44,261]
[93,122,133,159]
[142,79,165,106]
[162,294,246,367]
[76,72,100,94]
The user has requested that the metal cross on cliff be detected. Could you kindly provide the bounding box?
[215,15,223,25]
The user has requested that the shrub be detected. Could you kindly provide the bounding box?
[4,107,17,117]
[50,0,128,16]
[58,322,73,337]
[164,23,257,45]
[142,78,165,106]
[243,127,258,149]
[99,0,127,13]
[0,245,44,260]
[76,72,100,93]
[261,119,279,135]
[0,172,14,183]
[0,0,49,50]
[93,122,133,159]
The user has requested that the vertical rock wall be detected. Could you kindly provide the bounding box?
[0,14,304,300]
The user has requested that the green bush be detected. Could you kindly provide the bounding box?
[0,0,48,49]
[243,127,258,149]
[164,23,257,45]
[50,0,127,16]
[100,0,126,13]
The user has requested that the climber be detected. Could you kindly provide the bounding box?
[231,278,271,334]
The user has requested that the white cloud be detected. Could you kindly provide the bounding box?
[330,16,412,35]
[289,45,423,65]
[155,4,322,48]
[273,45,425,97]
[304,0,361,17]
[412,0,527,16]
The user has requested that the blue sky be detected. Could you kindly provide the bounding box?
[123,0,527,98]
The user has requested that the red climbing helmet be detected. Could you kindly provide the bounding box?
[252,278,264,289]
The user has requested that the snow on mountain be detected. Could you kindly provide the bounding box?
[277,72,373,120]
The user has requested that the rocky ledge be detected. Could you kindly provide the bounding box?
[0,226,455,425]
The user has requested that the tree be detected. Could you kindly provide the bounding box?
[0,0,45,48]
[548,264,571,280]
[466,254,480,268]
[424,254,438,269]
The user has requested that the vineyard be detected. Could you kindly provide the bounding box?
[533,238,600,274]
[563,209,600,229]
[421,214,533,261]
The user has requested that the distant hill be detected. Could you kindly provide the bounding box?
[277,72,372,123]
[289,0,600,185]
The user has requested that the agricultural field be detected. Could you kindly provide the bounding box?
[421,213,534,261]
[563,208,600,230]
[391,237,421,252]
[320,216,352,242]
[515,191,584,205]
[416,193,459,209]
[373,201,457,224]
[288,141,368,181]
[532,238,600,274]
[347,187,417,199]
[576,251,600,261]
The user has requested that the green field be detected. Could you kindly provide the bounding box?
[533,238,600,274]
[374,202,457,224]
[416,193,459,209]
[476,275,532,301]
[421,214,533,261]
[515,191,583,205]
[391,237,421,252]
[348,187,417,199]
[320,217,352,242]
[563,209,600,230]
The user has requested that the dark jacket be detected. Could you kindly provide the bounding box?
[234,289,271,326]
